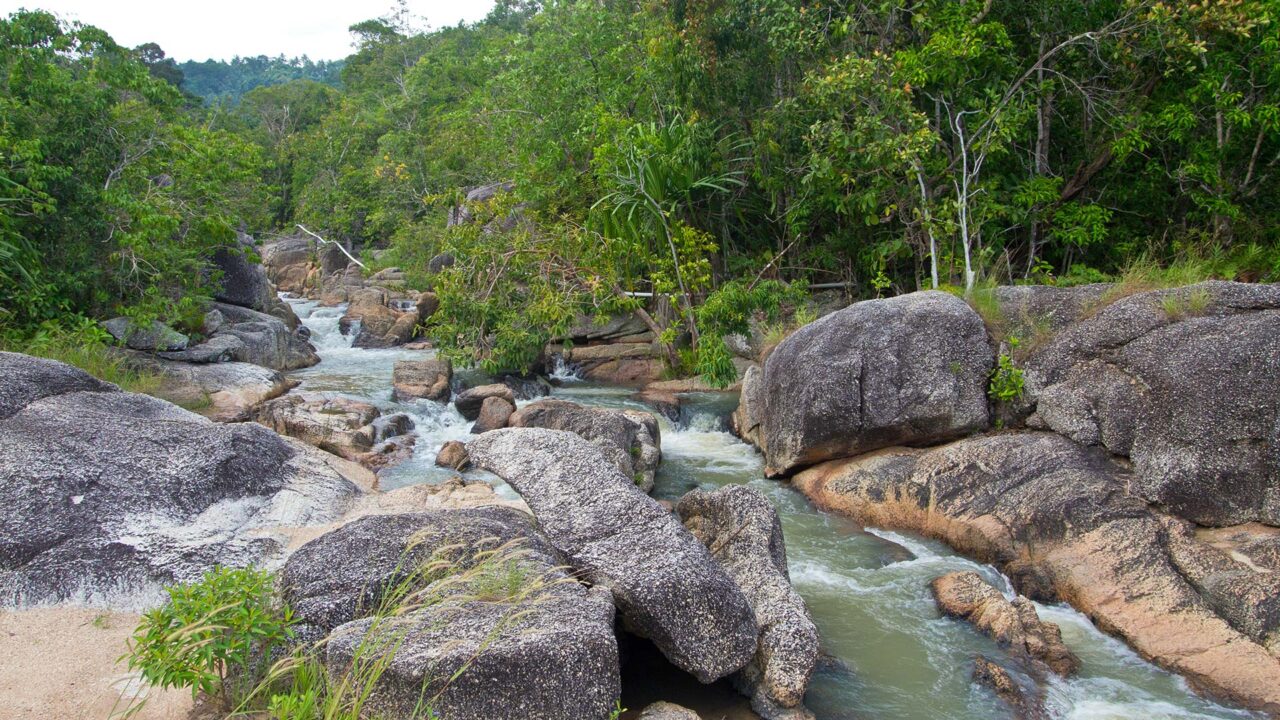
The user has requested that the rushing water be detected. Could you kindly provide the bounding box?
[287,298,1258,720]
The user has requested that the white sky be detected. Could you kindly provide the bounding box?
[0,1,497,61]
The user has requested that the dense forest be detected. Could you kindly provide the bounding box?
[2,0,1278,381]
[177,55,344,105]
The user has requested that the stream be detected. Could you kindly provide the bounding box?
[287,298,1258,720]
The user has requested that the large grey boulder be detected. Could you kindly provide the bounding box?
[0,353,367,608]
[467,428,758,683]
[760,291,993,476]
[210,302,318,371]
[0,352,114,420]
[102,318,189,353]
[1023,281,1280,526]
[282,509,620,720]
[731,364,766,453]
[677,486,818,720]
[988,284,1112,337]
[211,236,275,312]
[509,399,661,492]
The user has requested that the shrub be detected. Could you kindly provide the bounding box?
[124,566,294,710]
[988,338,1025,402]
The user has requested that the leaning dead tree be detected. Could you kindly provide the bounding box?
[295,223,366,269]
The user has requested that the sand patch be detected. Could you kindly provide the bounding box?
[0,606,203,720]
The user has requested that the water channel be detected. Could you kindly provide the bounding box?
[287,298,1257,720]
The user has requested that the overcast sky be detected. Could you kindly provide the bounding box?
[0,1,497,61]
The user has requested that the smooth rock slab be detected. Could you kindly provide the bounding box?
[0,353,366,608]
[467,428,759,683]
[791,432,1280,715]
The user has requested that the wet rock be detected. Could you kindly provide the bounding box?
[471,396,515,434]
[102,318,189,353]
[971,656,1046,720]
[455,383,516,421]
[677,485,818,719]
[282,509,619,720]
[500,374,551,400]
[210,302,318,371]
[791,432,1280,715]
[0,352,368,607]
[548,342,665,386]
[435,440,470,470]
[341,287,419,349]
[635,388,680,422]
[637,702,702,720]
[467,428,758,683]
[761,290,993,477]
[391,358,452,403]
[930,571,1079,676]
[1023,281,1280,526]
[254,393,413,471]
[731,364,766,452]
[509,399,661,493]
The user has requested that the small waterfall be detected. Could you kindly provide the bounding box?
[548,354,582,382]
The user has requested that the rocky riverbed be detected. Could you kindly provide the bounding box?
[1,255,1276,719]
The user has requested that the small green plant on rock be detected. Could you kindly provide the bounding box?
[988,337,1025,403]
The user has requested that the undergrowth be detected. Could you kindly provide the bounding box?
[0,316,163,395]
[115,537,586,720]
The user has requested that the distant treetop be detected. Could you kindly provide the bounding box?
[177,55,344,105]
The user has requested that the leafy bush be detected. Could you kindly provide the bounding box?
[988,337,1025,403]
[124,566,294,708]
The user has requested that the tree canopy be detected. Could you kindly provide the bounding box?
[3,0,1278,378]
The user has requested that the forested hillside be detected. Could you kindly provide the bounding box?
[2,0,1278,380]
[178,55,343,104]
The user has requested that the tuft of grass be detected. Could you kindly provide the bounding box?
[1160,286,1213,321]
[964,285,1007,338]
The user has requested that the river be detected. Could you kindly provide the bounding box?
[286,298,1258,720]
